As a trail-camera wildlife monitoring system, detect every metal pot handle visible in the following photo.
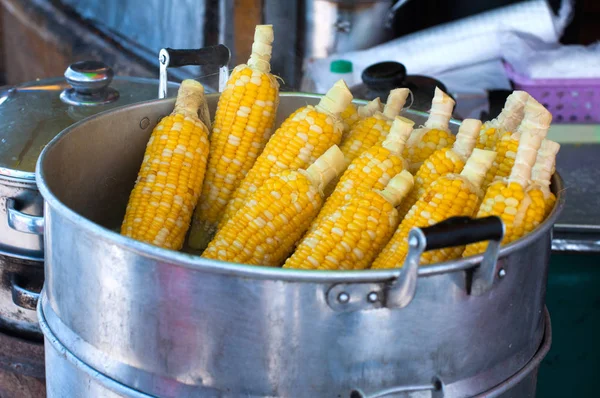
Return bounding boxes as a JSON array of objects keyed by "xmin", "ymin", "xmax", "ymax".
[
  {"xmin": 6, "ymin": 198, "xmax": 44, "ymax": 235},
  {"xmin": 158, "ymin": 45, "xmax": 231, "ymax": 99},
  {"xmin": 10, "ymin": 275, "xmax": 40, "ymax": 311},
  {"xmin": 326, "ymin": 216, "xmax": 504, "ymax": 312},
  {"xmin": 351, "ymin": 377, "xmax": 444, "ymax": 398}
]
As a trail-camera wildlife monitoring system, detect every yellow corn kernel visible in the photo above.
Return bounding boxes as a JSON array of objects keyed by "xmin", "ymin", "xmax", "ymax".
[
  {"xmin": 482, "ymin": 92, "xmax": 546, "ymax": 189},
  {"xmin": 482, "ymin": 131, "xmax": 519, "ymax": 188},
  {"xmin": 219, "ymin": 79, "xmax": 353, "ymax": 227},
  {"xmin": 285, "ymin": 170, "xmax": 413, "ymax": 270},
  {"xmin": 340, "ymin": 98, "xmax": 384, "ymax": 140},
  {"xmin": 463, "ymin": 98, "xmax": 552, "ymax": 257},
  {"xmin": 398, "ymin": 118, "xmax": 481, "ymax": 219},
  {"xmin": 372, "ymin": 148, "xmax": 496, "ymax": 269},
  {"xmin": 476, "ymin": 91, "xmax": 529, "ymax": 150},
  {"xmin": 203, "ymin": 145, "xmax": 346, "ymax": 266},
  {"xmin": 307, "ymin": 116, "xmax": 414, "ymax": 234},
  {"xmin": 339, "ymin": 88, "xmax": 409, "ymax": 162},
  {"xmin": 189, "ymin": 25, "xmax": 280, "ymax": 251},
  {"xmin": 523, "ymin": 139, "xmax": 560, "ymax": 234},
  {"xmin": 476, "ymin": 127, "xmax": 498, "ymax": 150},
  {"xmin": 341, "ymin": 103, "xmax": 359, "ymax": 134},
  {"xmin": 404, "ymin": 87, "xmax": 456, "ymax": 172},
  {"xmin": 121, "ymin": 80, "xmax": 210, "ymax": 250}
]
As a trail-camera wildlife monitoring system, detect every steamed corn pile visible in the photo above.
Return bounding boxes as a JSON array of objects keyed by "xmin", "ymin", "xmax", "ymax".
[{"xmin": 120, "ymin": 24, "xmax": 559, "ymax": 270}]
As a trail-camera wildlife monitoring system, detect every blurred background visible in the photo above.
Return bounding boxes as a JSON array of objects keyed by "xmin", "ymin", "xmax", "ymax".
[
  {"xmin": 0, "ymin": 0, "xmax": 598, "ymax": 396},
  {"xmin": 1, "ymin": 0, "xmax": 599, "ymax": 121}
]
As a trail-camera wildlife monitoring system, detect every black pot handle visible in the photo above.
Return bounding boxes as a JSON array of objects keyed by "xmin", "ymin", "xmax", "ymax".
[
  {"xmin": 326, "ymin": 216, "xmax": 505, "ymax": 313},
  {"xmin": 418, "ymin": 216, "xmax": 504, "ymax": 251},
  {"xmin": 386, "ymin": 216, "xmax": 505, "ymax": 308},
  {"xmin": 161, "ymin": 45, "xmax": 231, "ymax": 68},
  {"xmin": 158, "ymin": 44, "xmax": 231, "ymax": 99}
]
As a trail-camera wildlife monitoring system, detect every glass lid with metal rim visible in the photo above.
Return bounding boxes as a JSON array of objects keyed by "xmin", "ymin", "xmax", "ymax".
[{"xmin": 0, "ymin": 60, "xmax": 179, "ymax": 180}]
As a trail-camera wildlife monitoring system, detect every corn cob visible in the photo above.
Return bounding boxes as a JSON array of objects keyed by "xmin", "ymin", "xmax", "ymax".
[
  {"xmin": 121, "ymin": 80, "xmax": 210, "ymax": 250},
  {"xmin": 284, "ymin": 170, "xmax": 414, "ymax": 270},
  {"xmin": 397, "ymin": 118, "xmax": 481, "ymax": 220},
  {"xmin": 339, "ymin": 88, "xmax": 409, "ymax": 163},
  {"xmin": 463, "ymin": 99, "xmax": 552, "ymax": 258},
  {"xmin": 306, "ymin": 116, "xmax": 414, "ymax": 235},
  {"xmin": 476, "ymin": 91, "xmax": 529, "ymax": 150},
  {"xmin": 188, "ymin": 25, "xmax": 280, "ymax": 251},
  {"xmin": 372, "ymin": 148, "xmax": 496, "ymax": 269},
  {"xmin": 202, "ymin": 145, "xmax": 346, "ymax": 266},
  {"xmin": 481, "ymin": 96, "xmax": 550, "ymax": 189},
  {"xmin": 403, "ymin": 87, "xmax": 456, "ymax": 172},
  {"xmin": 219, "ymin": 79, "xmax": 353, "ymax": 228},
  {"xmin": 522, "ymin": 139, "xmax": 560, "ymax": 234},
  {"xmin": 340, "ymin": 98, "xmax": 383, "ymax": 137}
]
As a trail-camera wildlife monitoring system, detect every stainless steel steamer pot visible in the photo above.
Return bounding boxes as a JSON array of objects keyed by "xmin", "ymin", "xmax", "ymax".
[{"xmin": 35, "ymin": 93, "xmax": 564, "ymax": 397}]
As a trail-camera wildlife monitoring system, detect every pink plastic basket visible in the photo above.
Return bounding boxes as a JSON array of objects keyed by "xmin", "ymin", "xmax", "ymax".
[{"xmin": 504, "ymin": 61, "xmax": 600, "ymax": 124}]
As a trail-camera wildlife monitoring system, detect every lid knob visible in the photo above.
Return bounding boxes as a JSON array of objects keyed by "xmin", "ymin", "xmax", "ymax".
[{"xmin": 60, "ymin": 60, "xmax": 119, "ymax": 106}]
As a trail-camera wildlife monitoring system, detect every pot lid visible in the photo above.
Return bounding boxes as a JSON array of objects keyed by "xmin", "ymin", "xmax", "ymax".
[{"xmin": 0, "ymin": 60, "xmax": 179, "ymax": 180}]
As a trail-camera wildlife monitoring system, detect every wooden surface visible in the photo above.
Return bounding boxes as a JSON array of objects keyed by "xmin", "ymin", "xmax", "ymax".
[
  {"xmin": 0, "ymin": 330, "xmax": 45, "ymax": 398},
  {"xmin": 0, "ymin": 0, "xmax": 156, "ymax": 85}
]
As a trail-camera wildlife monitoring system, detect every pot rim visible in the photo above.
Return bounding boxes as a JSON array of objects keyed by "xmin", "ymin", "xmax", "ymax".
[{"xmin": 35, "ymin": 92, "xmax": 566, "ymax": 283}]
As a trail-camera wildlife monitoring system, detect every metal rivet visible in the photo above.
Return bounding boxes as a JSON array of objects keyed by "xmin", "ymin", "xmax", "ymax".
[
  {"xmin": 337, "ymin": 292, "xmax": 350, "ymax": 303},
  {"xmin": 367, "ymin": 292, "xmax": 379, "ymax": 303},
  {"xmin": 498, "ymin": 268, "xmax": 506, "ymax": 278},
  {"xmin": 140, "ymin": 117, "xmax": 150, "ymax": 129}
]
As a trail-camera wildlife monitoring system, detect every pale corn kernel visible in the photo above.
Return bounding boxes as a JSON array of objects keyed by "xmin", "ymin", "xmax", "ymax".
[
  {"xmin": 220, "ymin": 104, "xmax": 343, "ymax": 227},
  {"xmin": 203, "ymin": 170, "xmax": 322, "ymax": 266},
  {"xmin": 121, "ymin": 112, "xmax": 210, "ymax": 250},
  {"xmin": 306, "ymin": 144, "xmax": 405, "ymax": 235},
  {"xmin": 372, "ymin": 175, "xmax": 479, "ymax": 269},
  {"xmin": 285, "ymin": 191, "xmax": 399, "ymax": 270}
]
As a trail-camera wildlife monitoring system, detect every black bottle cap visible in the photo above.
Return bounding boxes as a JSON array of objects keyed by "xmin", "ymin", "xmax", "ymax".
[{"xmin": 361, "ymin": 62, "xmax": 407, "ymax": 91}]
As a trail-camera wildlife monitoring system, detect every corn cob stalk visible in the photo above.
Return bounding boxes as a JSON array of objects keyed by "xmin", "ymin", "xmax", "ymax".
[
  {"xmin": 372, "ymin": 148, "xmax": 496, "ymax": 269},
  {"xmin": 202, "ymin": 145, "xmax": 346, "ymax": 266},
  {"xmin": 339, "ymin": 88, "xmax": 410, "ymax": 163},
  {"xmin": 397, "ymin": 118, "xmax": 481, "ymax": 219},
  {"xmin": 121, "ymin": 80, "xmax": 210, "ymax": 250},
  {"xmin": 522, "ymin": 139, "xmax": 560, "ymax": 234},
  {"xmin": 476, "ymin": 91, "xmax": 529, "ymax": 150},
  {"xmin": 481, "ymin": 96, "xmax": 550, "ymax": 189},
  {"xmin": 463, "ymin": 100, "xmax": 552, "ymax": 258},
  {"xmin": 307, "ymin": 116, "xmax": 414, "ymax": 235},
  {"xmin": 404, "ymin": 87, "xmax": 456, "ymax": 172},
  {"xmin": 284, "ymin": 170, "xmax": 414, "ymax": 270},
  {"xmin": 188, "ymin": 25, "xmax": 280, "ymax": 251},
  {"xmin": 219, "ymin": 79, "xmax": 353, "ymax": 228},
  {"xmin": 340, "ymin": 98, "xmax": 383, "ymax": 137}
]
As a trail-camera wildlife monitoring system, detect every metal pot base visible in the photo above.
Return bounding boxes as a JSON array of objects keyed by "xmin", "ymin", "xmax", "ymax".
[{"xmin": 39, "ymin": 299, "xmax": 552, "ymax": 398}]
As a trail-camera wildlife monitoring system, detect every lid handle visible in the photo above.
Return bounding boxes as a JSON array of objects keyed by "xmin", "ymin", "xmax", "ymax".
[{"xmin": 60, "ymin": 60, "xmax": 119, "ymax": 106}]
